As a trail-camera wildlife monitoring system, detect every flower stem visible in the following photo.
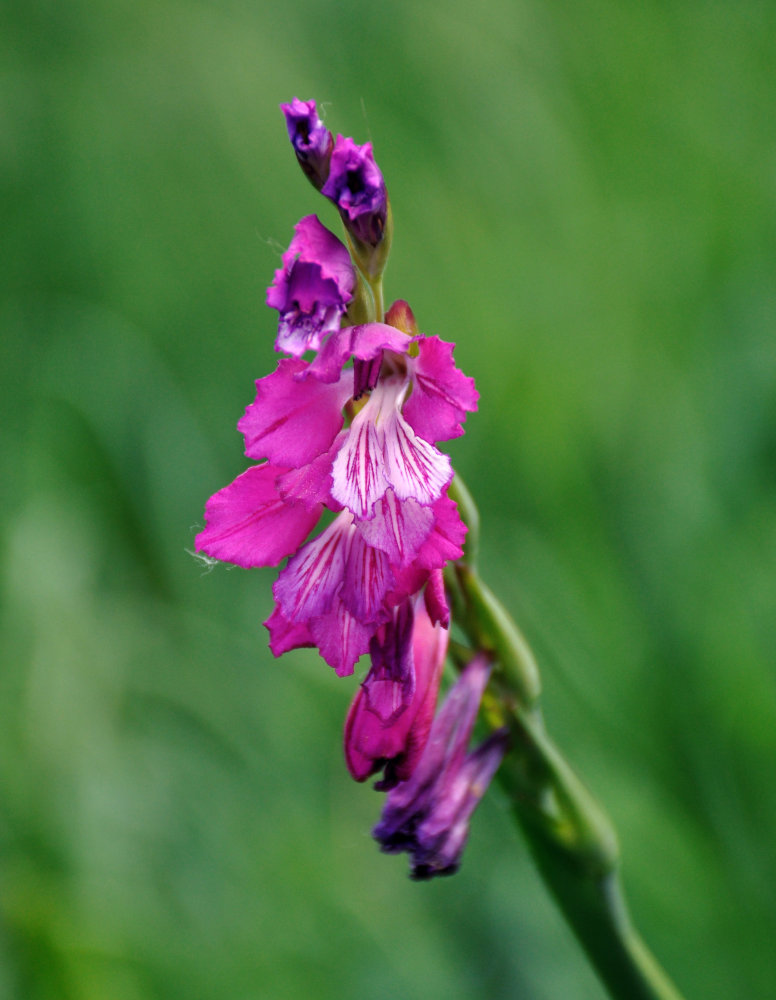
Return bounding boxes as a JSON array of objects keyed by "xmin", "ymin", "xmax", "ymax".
[
  {"xmin": 369, "ymin": 276, "xmax": 384, "ymax": 323},
  {"xmin": 445, "ymin": 474, "xmax": 686, "ymax": 1000},
  {"xmin": 498, "ymin": 704, "xmax": 684, "ymax": 1000}
]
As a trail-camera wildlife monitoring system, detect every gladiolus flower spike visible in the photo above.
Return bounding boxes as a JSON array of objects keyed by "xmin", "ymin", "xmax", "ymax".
[{"xmin": 196, "ymin": 101, "xmax": 503, "ymax": 882}]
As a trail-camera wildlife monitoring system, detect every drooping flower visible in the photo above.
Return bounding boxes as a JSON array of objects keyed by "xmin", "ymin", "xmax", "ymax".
[
  {"xmin": 280, "ymin": 98, "xmax": 332, "ymax": 190},
  {"xmin": 266, "ymin": 215, "xmax": 356, "ymax": 357},
  {"xmin": 322, "ymin": 135, "xmax": 388, "ymax": 249},
  {"xmin": 372, "ymin": 655, "xmax": 509, "ymax": 879},
  {"xmin": 344, "ymin": 588, "xmax": 448, "ymax": 789}
]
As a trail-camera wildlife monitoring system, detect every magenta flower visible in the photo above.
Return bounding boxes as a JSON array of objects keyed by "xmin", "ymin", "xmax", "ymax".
[
  {"xmin": 322, "ymin": 135, "xmax": 387, "ymax": 248},
  {"xmin": 280, "ymin": 98, "xmax": 332, "ymax": 190},
  {"xmin": 372, "ymin": 655, "xmax": 510, "ymax": 880},
  {"xmin": 344, "ymin": 589, "xmax": 448, "ymax": 789},
  {"xmin": 322, "ymin": 323, "xmax": 479, "ymax": 524},
  {"xmin": 196, "ymin": 314, "xmax": 476, "ymax": 677},
  {"xmin": 332, "ymin": 376, "xmax": 451, "ymax": 518},
  {"xmin": 268, "ymin": 328, "xmax": 473, "ymax": 674},
  {"xmin": 267, "ymin": 215, "xmax": 356, "ymax": 357},
  {"xmin": 239, "ymin": 320, "xmax": 476, "ymax": 533}
]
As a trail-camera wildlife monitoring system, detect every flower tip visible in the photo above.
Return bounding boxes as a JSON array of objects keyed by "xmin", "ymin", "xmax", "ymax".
[{"xmin": 281, "ymin": 98, "xmax": 332, "ymax": 190}]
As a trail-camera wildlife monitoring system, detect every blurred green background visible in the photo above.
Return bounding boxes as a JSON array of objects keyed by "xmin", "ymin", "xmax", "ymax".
[{"xmin": 2, "ymin": 0, "xmax": 775, "ymax": 997}]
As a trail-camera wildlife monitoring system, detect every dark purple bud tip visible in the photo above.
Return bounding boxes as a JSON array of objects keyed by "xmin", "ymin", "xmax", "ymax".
[{"xmin": 280, "ymin": 98, "xmax": 333, "ymax": 190}]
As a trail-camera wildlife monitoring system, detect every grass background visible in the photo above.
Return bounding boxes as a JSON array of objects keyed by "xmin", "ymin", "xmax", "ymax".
[{"xmin": 2, "ymin": 1, "xmax": 775, "ymax": 997}]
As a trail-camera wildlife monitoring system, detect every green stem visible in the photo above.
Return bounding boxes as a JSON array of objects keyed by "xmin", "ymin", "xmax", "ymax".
[
  {"xmin": 346, "ymin": 269, "xmax": 376, "ymax": 325},
  {"xmin": 499, "ymin": 705, "xmax": 684, "ymax": 1000},
  {"xmin": 369, "ymin": 276, "xmax": 384, "ymax": 322},
  {"xmin": 446, "ymin": 475, "xmax": 686, "ymax": 1000}
]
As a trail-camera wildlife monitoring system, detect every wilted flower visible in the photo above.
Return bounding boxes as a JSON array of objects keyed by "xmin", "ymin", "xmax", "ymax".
[{"xmin": 373, "ymin": 655, "xmax": 509, "ymax": 879}]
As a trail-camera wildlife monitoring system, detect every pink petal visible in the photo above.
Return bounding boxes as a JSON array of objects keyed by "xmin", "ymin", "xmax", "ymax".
[
  {"xmin": 310, "ymin": 603, "xmax": 373, "ymax": 676},
  {"xmin": 382, "ymin": 407, "xmax": 452, "ymax": 506},
  {"xmin": 389, "ymin": 495, "xmax": 467, "ymax": 604},
  {"xmin": 343, "ymin": 706, "xmax": 385, "ymax": 781},
  {"xmin": 416, "ymin": 493, "xmax": 467, "ymax": 569},
  {"xmin": 276, "ymin": 431, "xmax": 345, "ymax": 511},
  {"xmin": 304, "ymin": 322, "xmax": 414, "ymax": 383},
  {"xmin": 423, "ymin": 568, "xmax": 450, "ymax": 628},
  {"xmin": 348, "ymin": 322, "xmax": 414, "ymax": 361},
  {"xmin": 361, "ymin": 601, "xmax": 417, "ymax": 728},
  {"xmin": 332, "ymin": 377, "xmax": 451, "ymax": 519},
  {"xmin": 362, "ymin": 671, "xmax": 414, "ymax": 728},
  {"xmin": 264, "ymin": 605, "xmax": 315, "ymax": 656},
  {"xmin": 196, "ymin": 464, "xmax": 320, "ymax": 568},
  {"xmin": 265, "ymin": 596, "xmax": 370, "ymax": 677},
  {"xmin": 273, "ymin": 512, "xmax": 351, "ymax": 621},
  {"xmin": 330, "ymin": 400, "xmax": 386, "ymax": 519},
  {"xmin": 340, "ymin": 530, "xmax": 394, "ymax": 624},
  {"xmin": 238, "ymin": 358, "xmax": 349, "ymax": 466},
  {"xmin": 344, "ymin": 675, "xmax": 413, "ymax": 780},
  {"xmin": 343, "ymin": 596, "xmax": 448, "ymax": 784},
  {"xmin": 403, "ymin": 336, "xmax": 479, "ymax": 443},
  {"xmin": 396, "ymin": 600, "xmax": 449, "ymax": 781},
  {"xmin": 356, "ymin": 491, "xmax": 433, "ymax": 567},
  {"xmin": 291, "ymin": 215, "xmax": 355, "ymax": 296}
]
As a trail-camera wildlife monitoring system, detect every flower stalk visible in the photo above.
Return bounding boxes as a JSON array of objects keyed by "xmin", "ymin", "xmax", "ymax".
[{"xmin": 445, "ymin": 473, "xmax": 686, "ymax": 1000}]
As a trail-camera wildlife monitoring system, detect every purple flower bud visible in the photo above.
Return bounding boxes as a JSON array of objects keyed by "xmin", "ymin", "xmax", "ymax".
[
  {"xmin": 280, "ymin": 98, "xmax": 333, "ymax": 190},
  {"xmin": 344, "ymin": 594, "xmax": 447, "ymax": 789},
  {"xmin": 266, "ymin": 215, "xmax": 356, "ymax": 356},
  {"xmin": 372, "ymin": 655, "xmax": 509, "ymax": 880},
  {"xmin": 322, "ymin": 135, "xmax": 388, "ymax": 249}
]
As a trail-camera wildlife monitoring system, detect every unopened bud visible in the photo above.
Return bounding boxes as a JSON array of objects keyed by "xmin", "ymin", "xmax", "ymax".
[{"xmin": 280, "ymin": 98, "xmax": 333, "ymax": 191}]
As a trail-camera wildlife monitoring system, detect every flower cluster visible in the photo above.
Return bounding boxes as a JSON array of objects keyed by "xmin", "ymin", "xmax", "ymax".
[{"xmin": 197, "ymin": 99, "xmax": 507, "ymax": 877}]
